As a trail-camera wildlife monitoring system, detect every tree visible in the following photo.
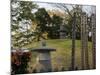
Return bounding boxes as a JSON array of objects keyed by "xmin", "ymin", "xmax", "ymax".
[
  {"xmin": 11, "ymin": 0, "xmax": 38, "ymax": 48},
  {"xmin": 51, "ymin": 14, "xmax": 63, "ymax": 39},
  {"xmin": 52, "ymin": 4, "xmax": 83, "ymax": 39},
  {"xmin": 34, "ymin": 8, "xmax": 65, "ymax": 39},
  {"xmin": 71, "ymin": 12, "xmax": 76, "ymax": 70},
  {"xmin": 34, "ymin": 8, "xmax": 52, "ymax": 41}
]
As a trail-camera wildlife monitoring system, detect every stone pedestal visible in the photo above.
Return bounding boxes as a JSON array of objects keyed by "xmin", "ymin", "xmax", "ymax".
[{"xmin": 32, "ymin": 48, "xmax": 56, "ymax": 72}]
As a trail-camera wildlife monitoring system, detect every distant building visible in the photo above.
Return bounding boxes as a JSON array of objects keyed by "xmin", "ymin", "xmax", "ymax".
[{"xmin": 59, "ymin": 24, "xmax": 67, "ymax": 39}]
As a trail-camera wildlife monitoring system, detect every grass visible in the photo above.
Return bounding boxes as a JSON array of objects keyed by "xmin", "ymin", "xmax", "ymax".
[{"xmin": 25, "ymin": 39, "xmax": 93, "ymax": 71}]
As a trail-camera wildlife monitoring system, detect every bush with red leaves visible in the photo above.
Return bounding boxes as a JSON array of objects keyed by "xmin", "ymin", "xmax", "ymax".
[{"xmin": 11, "ymin": 50, "xmax": 31, "ymax": 74}]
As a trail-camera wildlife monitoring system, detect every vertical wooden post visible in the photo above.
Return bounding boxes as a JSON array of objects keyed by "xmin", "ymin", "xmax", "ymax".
[
  {"xmin": 84, "ymin": 13, "xmax": 89, "ymax": 69},
  {"xmin": 71, "ymin": 12, "xmax": 76, "ymax": 70},
  {"xmin": 81, "ymin": 12, "xmax": 89, "ymax": 69},
  {"xmin": 91, "ymin": 14, "xmax": 96, "ymax": 69},
  {"xmin": 81, "ymin": 12, "xmax": 85, "ymax": 69}
]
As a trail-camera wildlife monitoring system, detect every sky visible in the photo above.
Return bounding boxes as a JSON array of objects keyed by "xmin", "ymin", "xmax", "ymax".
[{"xmin": 33, "ymin": 1, "xmax": 96, "ymax": 16}]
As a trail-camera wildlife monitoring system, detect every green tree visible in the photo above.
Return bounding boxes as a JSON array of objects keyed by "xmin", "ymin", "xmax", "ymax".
[
  {"xmin": 51, "ymin": 14, "xmax": 63, "ymax": 39},
  {"xmin": 11, "ymin": 0, "xmax": 38, "ymax": 48},
  {"xmin": 34, "ymin": 8, "xmax": 52, "ymax": 41},
  {"xmin": 53, "ymin": 4, "xmax": 83, "ymax": 39}
]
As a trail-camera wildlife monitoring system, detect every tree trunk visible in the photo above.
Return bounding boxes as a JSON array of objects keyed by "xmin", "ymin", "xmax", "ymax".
[{"xmin": 71, "ymin": 12, "xmax": 76, "ymax": 70}]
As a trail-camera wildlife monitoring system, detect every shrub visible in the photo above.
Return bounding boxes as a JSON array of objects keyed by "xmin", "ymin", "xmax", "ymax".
[{"xmin": 11, "ymin": 50, "xmax": 31, "ymax": 74}]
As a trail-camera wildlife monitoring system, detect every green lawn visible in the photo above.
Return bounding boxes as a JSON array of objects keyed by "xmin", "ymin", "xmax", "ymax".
[{"xmin": 25, "ymin": 39, "xmax": 93, "ymax": 71}]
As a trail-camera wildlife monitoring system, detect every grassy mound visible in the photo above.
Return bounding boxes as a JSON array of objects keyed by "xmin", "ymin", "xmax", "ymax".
[{"xmin": 25, "ymin": 39, "xmax": 93, "ymax": 71}]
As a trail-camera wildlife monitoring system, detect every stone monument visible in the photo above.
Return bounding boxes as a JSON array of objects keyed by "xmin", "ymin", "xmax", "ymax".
[{"xmin": 31, "ymin": 40, "xmax": 56, "ymax": 72}]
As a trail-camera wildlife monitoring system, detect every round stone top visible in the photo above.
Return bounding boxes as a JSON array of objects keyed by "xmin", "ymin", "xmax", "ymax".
[{"xmin": 31, "ymin": 47, "xmax": 56, "ymax": 52}]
